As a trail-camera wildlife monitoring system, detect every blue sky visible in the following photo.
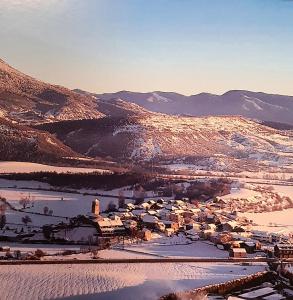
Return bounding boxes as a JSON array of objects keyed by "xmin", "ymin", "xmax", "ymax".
[{"xmin": 0, "ymin": 0, "xmax": 292, "ymax": 95}]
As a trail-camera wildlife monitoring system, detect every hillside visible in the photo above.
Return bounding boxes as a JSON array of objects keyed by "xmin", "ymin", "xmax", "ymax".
[
  {"xmin": 0, "ymin": 59, "xmax": 104, "ymax": 123},
  {"xmin": 1, "ymin": 58, "xmax": 292, "ymax": 170},
  {"xmin": 76, "ymin": 89, "xmax": 293, "ymax": 125},
  {"xmin": 36, "ymin": 114, "xmax": 293, "ymax": 172},
  {"xmin": 0, "ymin": 117, "xmax": 78, "ymax": 162}
]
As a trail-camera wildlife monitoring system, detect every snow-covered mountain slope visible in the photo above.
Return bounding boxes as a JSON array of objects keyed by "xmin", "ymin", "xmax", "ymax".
[
  {"xmin": 0, "ymin": 59, "xmax": 104, "ymax": 123},
  {"xmin": 96, "ymin": 98, "xmax": 150, "ymax": 117},
  {"xmin": 76, "ymin": 89, "xmax": 293, "ymax": 125},
  {"xmin": 36, "ymin": 113, "xmax": 293, "ymax": 172}
]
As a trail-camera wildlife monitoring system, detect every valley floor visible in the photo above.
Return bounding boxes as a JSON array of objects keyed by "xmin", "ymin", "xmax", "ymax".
[
  {"xmin": 0, "ymin": 166, "xmax": 292, "ymax": 299},
  {"xmin": 0, "ymin": 246, "xmax": 265, "ymax": 300}
]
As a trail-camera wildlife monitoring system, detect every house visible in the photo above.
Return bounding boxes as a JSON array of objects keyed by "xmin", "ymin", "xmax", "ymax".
[
  {"xmin": 185, "ymin": 229, "xmax": 200, "ymax": 241},
  {"xmin": 131, "ymin": 209, "xmax": 146, "ymax": 218},
  {"xmin": 147, "ymin": 200, "xmax": 156, "ymax": 206},
  {"xmin": 137, "ymin": 229, "xmax": 152, "ymax": 241},
  {"xmin": 119, "ymin": 211, "xmax": 134, "ymax": 220},
  {"xmin": 243, "ymin": 241, "xmax": 257, "ymax": 254},
  {"xmin": 215, "ymin": 232, "xmax": 233, "ymax": 245},
  {"xmin": 162, "ymin": 220, "xmax": 179, "ymax": 232},
  {"xmin": 165, "ymin": 228, "xmax": 175, "ymax": 237},
  {"xmin": 186, "ymin": 222, "xmax": 201, "ymax": 232},
  {"xmin": 205, "ymin": 223, "xmax": 217, "ymax": 231},
  {"xmin": 174, "ymin": 200, "xmax": 185, "ymax": 207},
  {"xmin": 142, "ymin": 215, "xmax": 159, "ymax": 229},
  {"xmin": 274, "ymin": 244, "xmax": 293, "ymax": 259},
  {"xmin": 140, "ymin": 202, "xmax": 150, "ymax": 210},
  {"xmin": 147, "ymin": 210, "xmax": 158, "ymax": 216},
  {"xmin": 229, "ymin": 248, "xmax": 247, "ymax": 258},
  {"xmin": 149, "ymin": 202, "xmax": 163, "ymax": 210},
  {"xmin": 222, "ymin": 221, "xmax": 238, "ymax": 232},
  {"xmin": 165, "ymin": 204, "xmax": 177, "ymax": 211},
  {"xmin": 155, "ymin": 221, "xmax": 166, "ymax": 232},
  {"xmin": 169, "ymin": 212, "xmax": 183, "ymax": 223},
  {"xmin": 96, "ymin": 216, "xmax": 125, "ymax": 237},
  {"xmin": 206, "ymin": 214, "xmax": 215, "ymax": 223},
  {"xmin": 123, "ymin": 219, "xmax": 137, "ymax": 230},
  {"xmin": 202, "ymin": 229, "xmax": 216, "ymax": 240},
  {"xmin": 183, "ymin": 211, "xmax": 195, "ymax": 219},
  {"xmin": 126, "ymin": 203, "xmax": 136, "ymax": 210},
  {"xmin": 252, "ymin": 230, "xmax": 272, "ymax": 243}
]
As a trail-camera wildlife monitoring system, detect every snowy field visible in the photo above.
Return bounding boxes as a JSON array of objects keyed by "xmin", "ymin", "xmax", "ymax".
[
  {"xmin": 221, "ymin": 184, "xmax": 293, "ymax": 234},
  {"xmin": 269, "ymin": 184, "xmax": 293, "ymax": 198},
  {"xmin": 163, "ymin": 164, "xmax": 293, "ymax": 181},
  {"xmin": 0, "ymin": 242, "xmax": 154, "ymax": 259},
  {"xmin": 0, "ymin": 161, "xmax": 111, "ymax": 174},
  {"xmin": 123, "ymin": 237, "xmax": 229, "ymax": 258},
  {"xmin": 0, "ymin": 262, "xmax": 265, "ymax": 300},
  {"xmin": 221, "ymin": 184, "xmax": 293, "ymax": 204},
  {"xmin": 0, "ymin": 236, "xmax": 266, "ymax": 300},
  {"xmin": 240, "ymin": 208, "xmax": 293, "ymax": 235},
  {"xmin": 0, "ymin": 187, "xmax": 126, "ymax": 227}
]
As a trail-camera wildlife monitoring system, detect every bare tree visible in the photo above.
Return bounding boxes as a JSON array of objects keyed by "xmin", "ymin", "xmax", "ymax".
[
  {"xmin": 19, "ymin": 195, "xmax": 30, "ymax": 209},
  {"xmin": 22, "ymin": 215, "xmax": 32, "ymax": 227},
  {"xmin": 43, "ymin": 206, "xmax": 49, "ymax": 215}
]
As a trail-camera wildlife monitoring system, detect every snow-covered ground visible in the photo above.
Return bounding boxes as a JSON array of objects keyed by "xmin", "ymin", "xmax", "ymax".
[
  {"xmin": 220, "ymin": 184, "xmax": 293, "ymax": 236},
  {"xmin": 269, "ymin": 184, "xmax": 293, "ymax": 198},
  {"xmin": 240, "ymin": 208, "xmax": 293, "ymax": 235},
  {"xmin": 0, "ymin": 261, "xmax": 265, "ymax": 300},
  {"xmin": 0, "ymin": 161, "xmax": 111, "ymax": 174},
  {"xmin": 0, "ymin": 236, "xmax": 266, "ymax": 300},
  {"xmin": 123, "ymin": 236, "xmax": 229, "ymax": 258},
  {"xmin": 0, "ymin": 187, "xmax": 125, "ymax": 227}
]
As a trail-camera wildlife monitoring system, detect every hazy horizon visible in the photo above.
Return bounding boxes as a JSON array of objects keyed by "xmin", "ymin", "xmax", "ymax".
[{"xmin": 0, "ymin": 0, "xmax": 293, "ymax": 96}]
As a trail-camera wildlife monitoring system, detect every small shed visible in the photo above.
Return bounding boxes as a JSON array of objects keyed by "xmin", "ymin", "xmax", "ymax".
[{"xmin": 229, "ymin": 247, "xmax": 247, "ymax": 258}]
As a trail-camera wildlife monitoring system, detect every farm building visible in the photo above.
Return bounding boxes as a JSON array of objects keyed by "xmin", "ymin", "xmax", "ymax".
[
  {"xmin": 96, "ymin": 216, "xmax": 126, "ymax": 237},
  {"xmin": 229, "ymin": 248, "xmax": 247, "ymax": 258}
]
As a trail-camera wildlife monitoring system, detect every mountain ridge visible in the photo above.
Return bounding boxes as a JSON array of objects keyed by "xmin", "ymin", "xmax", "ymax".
[
  {"xmin": 0, "ymin": 59, "xmax": 104, "ymax": 123},
  {"xmin": 0, "ymin": 58, "xmax": 292, "ymax": 171},
  {"xmin": 74, "ymin": 89, "xmax": 293, "ymax": 125}
]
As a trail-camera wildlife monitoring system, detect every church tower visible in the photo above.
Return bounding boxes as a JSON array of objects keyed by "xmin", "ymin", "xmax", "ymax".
[{"xmin": 91, "ymin": 199, "xmax": 100, "ymax": 215}]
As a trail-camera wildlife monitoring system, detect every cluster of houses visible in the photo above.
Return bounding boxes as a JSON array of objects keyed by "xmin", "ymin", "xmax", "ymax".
[{"xmin": 20, "ymin": 195, "xmax": 293, "ymax": 259}]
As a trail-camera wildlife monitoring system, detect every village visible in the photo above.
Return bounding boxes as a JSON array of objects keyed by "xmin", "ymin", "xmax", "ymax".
[
  {"xmin": 1, "ymin": 177, "xmax": 293, "ymax": 300},
  {"xmin": 0, "ymin": 179, "xmax": 292, "ymax": 262}
]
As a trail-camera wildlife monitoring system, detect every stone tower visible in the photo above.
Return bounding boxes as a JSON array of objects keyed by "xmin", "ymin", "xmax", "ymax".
[{"xmin": 91, "ymin": 199, "xmax": 100, "ymax": 215}]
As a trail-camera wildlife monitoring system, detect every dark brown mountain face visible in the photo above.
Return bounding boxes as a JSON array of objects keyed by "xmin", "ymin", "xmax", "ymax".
[
  {"xmin": 0, "ymin": 59, "xmax": 104, "ymax": 124},
  {"xmin": 35, "ymin": 117, "xmax": 136, "ymax": 160},
  {"xmin": 0, "ymin": 117, "xmax": 77, "ymax": 163},
  {"xmin": 0, "ymin": 58, "xmax": 150, "ymax": 163}
]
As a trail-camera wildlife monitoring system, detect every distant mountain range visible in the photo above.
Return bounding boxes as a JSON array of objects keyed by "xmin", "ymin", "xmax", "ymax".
[
  {"xmin": 75, "ymin": 89, "xmax": 293, "ymax": 125},
  {"xmin": 0, "ymin": 58, "xmax": 292, "ymax": 170}
]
